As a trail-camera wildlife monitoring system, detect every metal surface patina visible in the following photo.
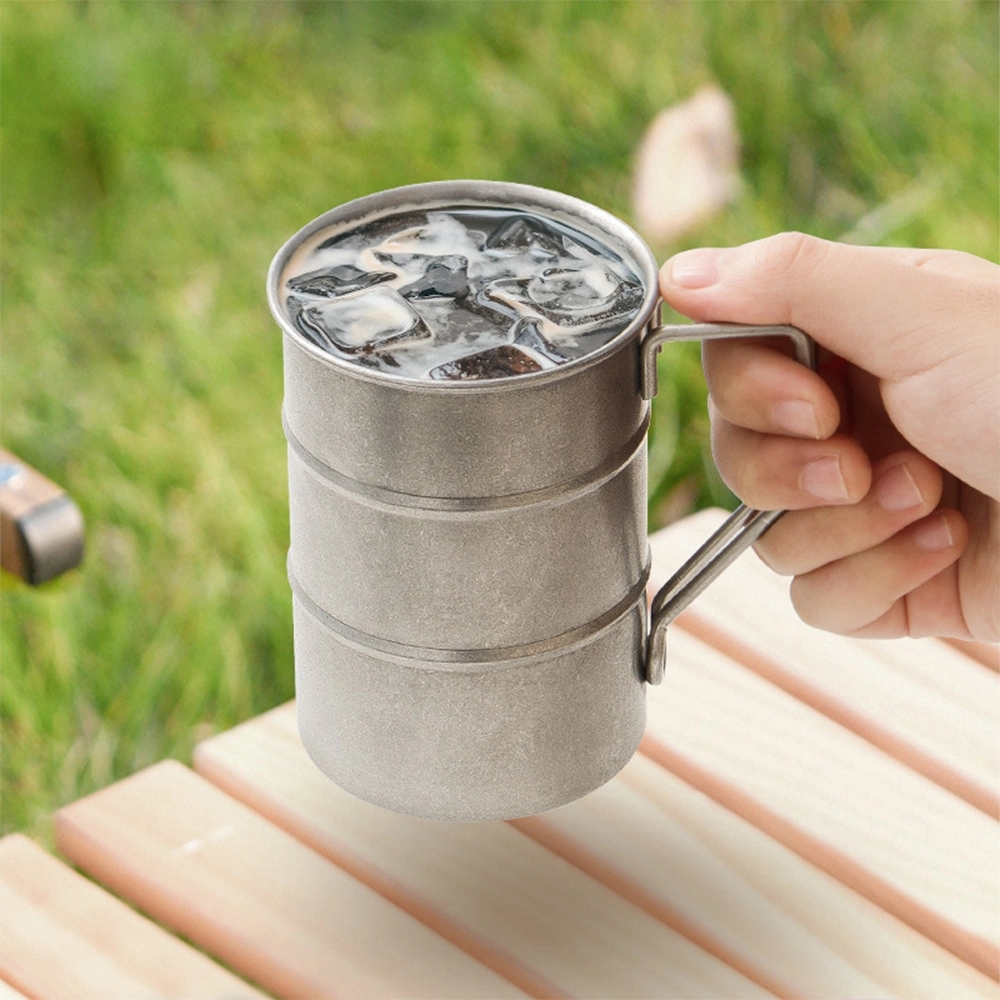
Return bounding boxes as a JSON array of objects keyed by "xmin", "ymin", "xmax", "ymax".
[{"xmin": 267, "ymin": 180, "xmax": 813, "ymax": 820}]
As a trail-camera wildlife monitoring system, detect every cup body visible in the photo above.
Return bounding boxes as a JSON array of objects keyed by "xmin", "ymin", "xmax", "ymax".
[{"xmin": 268, "ymin": 181, "xmax": 660, "ymax": 820}]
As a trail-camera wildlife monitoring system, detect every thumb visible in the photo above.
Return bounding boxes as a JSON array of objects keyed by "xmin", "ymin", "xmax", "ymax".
[
  {"xmin": 660, "ymin": 233, "xmax": 1000, "ymax": 498},
  {"xmin": 658, "ymin": 233, "xmax": 994, "ymax": 381}
]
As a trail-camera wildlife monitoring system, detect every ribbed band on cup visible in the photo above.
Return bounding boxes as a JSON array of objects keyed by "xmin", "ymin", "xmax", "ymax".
[
  {"xmin": 287, "ymin": 554, "xmax": 651, "ymax": 670},
  {"xmin": 283, "ymin": 407, "xmax": 650, "ymax": 514}
]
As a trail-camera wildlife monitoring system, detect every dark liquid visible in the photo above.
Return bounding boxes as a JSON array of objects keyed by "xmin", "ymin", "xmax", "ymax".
[{"xmin": 281, "ymin": 207, "xmax": 644, "ymax": 380}]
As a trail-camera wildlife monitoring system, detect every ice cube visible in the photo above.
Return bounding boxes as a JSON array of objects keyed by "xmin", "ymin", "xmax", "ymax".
[
  {"xmin": 485, "ymin": 270, "xmax": 644, "ymax": 331},
  {"xmin": 372, "ymin": 212, "xmax": 474, "ymax": 257},
  {"xmin": 287, "ymin": 264, "xmax": 395, "ymax": 297},
  {"xmin": 287, "ymin": 287, "xmax": 432, "ymax": 356},
  {"xmin": 396, "ymin": 255, "xmax": 470, "ymax": 300},
  {"xmin": 428, "ymin": 345, "xmax": 543, "ymax": 380},
  {"xmin": 485, "ymin": 215, "xmax": 566, "ymax": 257},
  {"xmin": 511, "ymin": 318, "xmax": 571, "ymax": 365},
  {"xmin": 316, "ymin": 213, "xmax": 406, "ymax": 251},
  {"xmin": 527, "ymin": 263, "xmax": 619, "ymax": 307},
  {"xmin": 538, "ymin": 273, "xmax": 643, "ymax": 329}
]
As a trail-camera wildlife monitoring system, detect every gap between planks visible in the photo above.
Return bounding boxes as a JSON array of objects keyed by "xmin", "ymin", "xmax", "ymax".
[
  {"xmin": 57, "ymin": 758, "xmax": 768, "ymax": 1000},
  {"xmin": 195, "ymin": 702, "xmax": 995, "ymax": 1000},
  {"xmin": 0, "ymin": 979, "xmax": 30, "ymax": 1000},
  {"xmin": 641, "ymin": 624, "xmax": 999, "ymax": 981},
  {"xmin": 514, "ymin": 752, "xmax": 997, "ymax": 1000},
  {"xmin": 650, "ymin": 508, "xmax": 999, "ymax": 818},
  {"xmin": 192, "ymin": 710, "xmax": 779, "ymax": 1000},
  {"xmin": 0, "ymin": 833, "xmax": 266, "ymax": 1000},
  {"xmin": 54, "ymin": 761, "xmax": 528, "ymax": 1000}
]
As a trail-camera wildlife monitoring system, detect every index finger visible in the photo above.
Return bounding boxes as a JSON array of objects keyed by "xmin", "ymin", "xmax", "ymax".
[
  {"xmin": 702, "ymin": 337, "xmax": 841, "ymax": 440},
  {"xmin": 659, "ymin": 233, "xmax": 996, "ymax": 382}
]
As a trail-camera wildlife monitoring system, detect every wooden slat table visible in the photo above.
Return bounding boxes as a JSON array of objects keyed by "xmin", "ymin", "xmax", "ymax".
[{"xmin": 2, "ymin": 509, "xmax": 997, "ymax": 998}]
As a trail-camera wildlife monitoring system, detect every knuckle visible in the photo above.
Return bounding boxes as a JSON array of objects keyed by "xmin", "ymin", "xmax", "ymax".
[
  {"xmin": 733, "ymin": 434, "xmax": 790, "ymax": 508},
  {"xmin": 753, "ymin": 511, "xmax": 800, "ymax": 576},
  {"xmin": 752, "ymin": 534, "xmax": 795, "ymax": 575},
  {"xmin": 709, "ymin": 417, "xmax": 757, "ymax": 499},
  {"xmin": 967, "ymin": 274, "xmax": 1000, "ymax": 318},
  {"xmin": 788, "ymin": 575, "xmax": 835, "ymax": 632},
  {"xmin": 763, "ymin": 231, "xmax": 828, "ymax": 280},
  {"xmin": 728, "ymin": 454, "xmax": 771, "ymax": 509},
  {"xmin": 703, "ymin": 341, "xmax": 755, "ymax": 409},
  {"xmin": 790, "ymin": 569, "xmax": 877, "ymax": 636}
]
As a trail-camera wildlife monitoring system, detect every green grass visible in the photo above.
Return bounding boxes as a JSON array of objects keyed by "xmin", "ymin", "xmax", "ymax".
[{"xmin": 2, "ymin": 0, "xmax": 997, "ymax": 840}]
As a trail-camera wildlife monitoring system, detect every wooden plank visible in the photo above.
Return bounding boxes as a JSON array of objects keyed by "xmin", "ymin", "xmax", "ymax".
[
  {"xmin": 640, "ymin": 626, "xmax": 1000, "ymax": 979},
  {"xmin": 945, "ymin": 638, "xmax": 1000, "ymax": 672},
  {"xmin": 194, "ymin": 704, "xmax": 774, "ymax": 1000},
  {"xmin": 0, "ymin": 833, "xmax": 266, "ymax": 1000},
  {"xmin": 0, "ymin": 449, "xmax": 84, "ymax": 585},
  {"xmin": 0, "ymin": 979, "xmax": 31, "ymax": 1000},
  {"xmin": 515, "ymin": 753, "xmax": 996, "ymax": 999},
  {"xmin": 650, "ymin": 509, "xmax": 1000, "ymax": 816},
  {"xmin": 55, "ymin": 761, "xmax": 527, "ymax": 1000}
]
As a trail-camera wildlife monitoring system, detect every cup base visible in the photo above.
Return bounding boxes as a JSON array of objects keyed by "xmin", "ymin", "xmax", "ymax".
[{"xmin": 293, "ymin": 596, "xmax": 647, "ymax": 822}]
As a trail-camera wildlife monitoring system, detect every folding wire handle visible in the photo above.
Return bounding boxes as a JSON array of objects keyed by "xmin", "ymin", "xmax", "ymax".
[{"xmin": 641, "ymin": 312, "xmax": 817, "ymax": 684}]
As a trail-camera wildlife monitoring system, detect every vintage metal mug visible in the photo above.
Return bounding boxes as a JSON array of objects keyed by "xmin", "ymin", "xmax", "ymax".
[{"xmin": 267, "ymin": 181, "xmax": 814, "ymax": 821}]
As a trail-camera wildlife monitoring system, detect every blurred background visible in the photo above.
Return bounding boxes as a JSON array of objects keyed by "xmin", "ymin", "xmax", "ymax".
[{"xmin": 2, "ymin": 0, "xmax": 997, "ymax": 841}]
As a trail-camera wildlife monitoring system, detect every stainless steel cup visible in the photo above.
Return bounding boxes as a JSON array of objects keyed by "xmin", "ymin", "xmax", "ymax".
[{"xmin": 267, "ymin": 180, "xmax": 814, "ymax": 821}]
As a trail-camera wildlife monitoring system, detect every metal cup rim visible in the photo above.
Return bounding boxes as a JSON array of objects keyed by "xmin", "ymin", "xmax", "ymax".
[{"xmin": 266, "ymin": 179, "xmax": 660, "ymax": 394}]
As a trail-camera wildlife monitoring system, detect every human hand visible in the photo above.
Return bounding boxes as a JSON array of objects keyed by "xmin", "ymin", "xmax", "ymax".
[{"xmin": 659, "ymin": 233, "xmax": 999, "ymax": 642}]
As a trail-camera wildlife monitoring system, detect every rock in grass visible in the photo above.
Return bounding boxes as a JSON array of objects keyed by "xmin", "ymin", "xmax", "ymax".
[{"xmin": 632, "ymin": 85, "xmax": 741, "ymax": 244}]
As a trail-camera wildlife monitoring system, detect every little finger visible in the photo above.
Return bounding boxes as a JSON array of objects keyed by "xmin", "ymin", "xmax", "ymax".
[{"xmin": 789, "ymin": 509, "xmax": 968, "ymax": 636}]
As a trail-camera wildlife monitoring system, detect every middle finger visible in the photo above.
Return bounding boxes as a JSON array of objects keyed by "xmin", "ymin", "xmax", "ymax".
[{"xmin": 710, "ymin": 401, "xmax": 872, "ymax": 510}]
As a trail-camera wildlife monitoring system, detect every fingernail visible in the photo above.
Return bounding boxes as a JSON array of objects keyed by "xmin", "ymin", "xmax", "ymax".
[
  {"xmin": 914, "ymin": 513, "xmax": 954, "ymax": 552},
  {"xmin": 773, "ymin": 399, "xmax": 821, "ymax": 438},
  {"xmin": 666, "ymin": 249, "xmax": 720, "ymax": 289},
  {"xmin": 801, "ymin": 456, "xmax": 850, "ymax": 502},
  {"xmin": 875, "ymin": 461, "xmax": 923, "ymax": 511}
]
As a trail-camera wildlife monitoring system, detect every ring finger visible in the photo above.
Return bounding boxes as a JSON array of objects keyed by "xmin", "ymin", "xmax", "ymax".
[{"xmin": 754, "ymin": 450, "xmax": 946, "ymax": 575}]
